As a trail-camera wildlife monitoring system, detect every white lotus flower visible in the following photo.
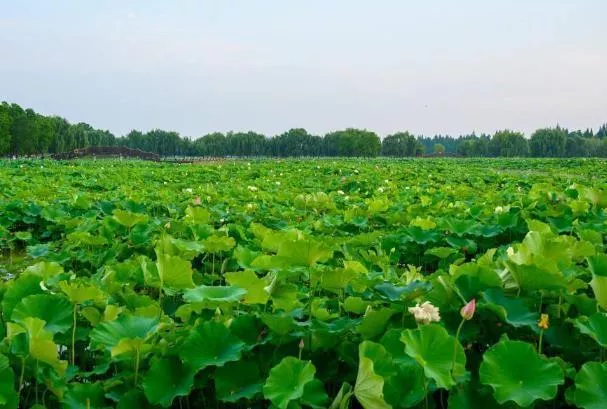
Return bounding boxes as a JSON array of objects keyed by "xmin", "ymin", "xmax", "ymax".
[
  {"xmin": 494, "ymin": 206, "xmax": 504, "ymax": 215},
  {"xmin": 247, "ymin": 186, "xmax": 258, "ymax": 192},
  {"xmin": 408, "ymin": 301, "xmax": 441, "ymax": 324},
  {"xmin": 337, "ymin": 190, "xmax": 345, "ymax": 195},
  {"xmin": 184, "ymin": 188, "xmax": 193, "ymax": 194}
]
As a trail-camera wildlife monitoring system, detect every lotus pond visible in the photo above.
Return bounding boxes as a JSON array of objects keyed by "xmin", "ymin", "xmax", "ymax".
[{"xmin": 1, "ymin": 158, "xmax": 607, "ymax": 409}]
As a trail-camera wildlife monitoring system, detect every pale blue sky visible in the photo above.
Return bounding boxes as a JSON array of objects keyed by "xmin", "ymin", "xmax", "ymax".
[{"xmin": 1, "ymin": 1, "xmax": 605, "ymax": 138}]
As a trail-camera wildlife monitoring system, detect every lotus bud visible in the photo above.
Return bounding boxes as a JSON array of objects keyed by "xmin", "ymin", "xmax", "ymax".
[
  {"xmin": 460, "ymin": 299, "xmax": 476, "ymax": 320},
  {"xmin": 299, "ymin": 339, "xmax": 305, "ymax": 350}
]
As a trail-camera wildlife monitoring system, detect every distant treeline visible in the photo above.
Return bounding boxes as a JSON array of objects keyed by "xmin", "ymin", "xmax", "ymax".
[{"xmin": 1, "ymin": 101, "xmax": 606, "ymax": 158}]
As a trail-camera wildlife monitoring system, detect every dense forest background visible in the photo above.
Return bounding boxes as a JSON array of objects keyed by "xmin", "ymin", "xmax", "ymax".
[{"xmin": 1, "ymin": 101, "xmax": 606, "ymax": 158}]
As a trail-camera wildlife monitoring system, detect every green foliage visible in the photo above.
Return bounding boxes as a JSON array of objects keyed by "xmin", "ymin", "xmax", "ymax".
[
  {"xmin": 479, "ymin": 340, "xmax": 564, "ymax": 407},
  {"xmin": 0, "ymin": 158, "xmax": 606, "ymax": 408}
]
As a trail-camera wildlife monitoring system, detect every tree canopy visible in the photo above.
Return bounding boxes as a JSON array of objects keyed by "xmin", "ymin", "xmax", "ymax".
[{"xmin": 1, "ymin": 101, "xmax": 607, "ymax": 158}]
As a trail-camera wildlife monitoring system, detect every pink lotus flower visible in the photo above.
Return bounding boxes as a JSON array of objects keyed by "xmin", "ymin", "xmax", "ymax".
[{"xmin": 460, "ymin": 299, "xmax": 476, "ymax": 320}]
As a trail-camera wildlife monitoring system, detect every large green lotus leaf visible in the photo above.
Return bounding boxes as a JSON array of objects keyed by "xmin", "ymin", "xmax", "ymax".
[
  {"xmin": 59, "ymin": 280, "xmax": 105, "ymax": 305},
  {"xmin": 357, "ymin": 308, "xmax": 394, "ymax": 339},
  {"xmin": 479, "ymin": 340, "xmax": 564, "ymax": 407},
  {"xmin": 142, "ymin": 356, "xmax": 196, "ymax": 408},
  {"xmin": 320, "ymin": 261, "xmax": 367, "ymax": 293},
  {"xmin": 225, "ymin": 270, "xmax": 269, "ymax": 304},
  {"xmin": 573, "ymin": 361, "xmax": 607, "ymax": 409},
  {"xmin": 403, "ymin": 226, "xmax": 440, "ymax": 244},
  {"xmin": 451, "ymin": 262, "xmax": 501, "ymax": 300},
  {"xmin": 379, "ymin": 330, "xmax": 425, "ymax": 407},
  {"xmin": 0, "ymin": 355, "xmax": 18, "ymax": 409},
  {"xmin": 1, "ymin": 274, "xmax": 44, "ymax": 321},
  {"xmin": 276, "ymin": 238, "xmax": 333, "ymax": 267},
  {"xmin": 179, "ymin": 321, "xmax": 245, "ymax": 371},
  {"xmin": 229, "ymin": 315, "xmax": 265, "ymax": 348},
  {"xmin": 590, "ymin": 276, "xmax": 607, "ymax": 311},
  {"xmin": 263, "ymin": 357, "xmax": 316, "ymax": 409},
  {"xmin": 575, "ymin": 313, "xmax": 607, "ymax": 347},
  {"xmin": 448, "ymin": 381, "xmax": 512, "ymax": 409},
  {"xmin": 117, "ymin": 390, "xmax": 153, "ymax": 409},
  {"xmin": 261, "ymin": 313, "xmax": 297, "ymax": 336},
  {"xmin": 89, "ymin": 315, "xmax": 158, "ymax": 356},
  {"xmin": 353, "ymin": 341, "xmax": 393, "ymax": 409},
  {"xmin": 112, "ymin": 209, "xmax": 148, "ymax": 227},
  {"xmin": 154, "ymin": 234, "xmax": 204, "ymax": 260},
  {"xmin": 343, "ymin": 297, "xmax": 371, "ymax": 314},
  {"xmin": 202, "ymin": 234, "xmax": 236, "ymax": 253},
  {"xmin": 588, "ymin": 254, "xmax": 607, "ymax": 310},
  {"xmin": 504, "ymin": 261, "xmax": 567, "ymax": 291},
  {"xmin": 184, "ymin": 205, "xmax": 211, "ymax": 224},
  {"xmin": 425, "ymin": 246, "xmax": 458, "ymax": 259},
  {"xmin": 400, "ymin": 323, "xmax": 465, "ymax": 390},
  {"xmin": 270, "ymin": 283, "xmax": 302, "ymax": 312},
  {"xmin": 183, "ymin": 285, "xmax": 247, "ymax": 303},
  {"xmin": 11, "ymin": 294, "xmax": 72, "ymax": 334},
  {"xmin": 301, "ymin": 379, "xmax": 329, "ymax": 409},
  {"xmin": 23, "ymin": 261, "xmax": 64, "ymax": 279},
  {"xmin": 22, "ymin": 317, "xmax": 68, "ymax": 375},
  {"xmin": 63, "ymin": 382, "xmax": 106, "ymax": 409},
  {"xmin": 155, "ymin": 252, "xmax": 195, "ymax": 292},
  {"xmin": 588, "ymin": 254, "xmax": 607, "ymax": 277},
  {"xmin": 215, "ymin": 360, "xmax": 263, "ymax": 403},
  {"xmin": 233, "ymin": 246, "xmax": 261, "ymax": 269},
  {"xmin": 482, "ymin": 289, "xmax": 539, "ymax": 329},
  {"xmin": 374, "ymin": 281, "xmax": 431, "ymax": 302}
]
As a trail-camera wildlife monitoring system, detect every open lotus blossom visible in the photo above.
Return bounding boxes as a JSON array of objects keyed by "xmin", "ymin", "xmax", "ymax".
[
  {"xmin": 247, "ymin": 185, "xmax": 258, "ymax": 192},
  {"xmin": 460, "ymin": 299, "xmax": 476, "ymax": 320},
  {"xmin": 409, "ymin": 301, "xmax": 441, "ymax": 324}
]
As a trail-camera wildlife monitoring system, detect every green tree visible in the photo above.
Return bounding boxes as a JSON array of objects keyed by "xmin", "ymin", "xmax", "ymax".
[
  {"xmin": 489, "ymin": 130, "xmax": 529, "ymax": 157},
  {"xmin": 381, "ymin": 132, "xmax": 421, "ymax": 157},
  {"xmin": 434, "ymin": 143, "xmax": 445, "ymax": 155},
  {"xmin": 529, "ymin": 127, "xmax": 567, "ymax": 157}
]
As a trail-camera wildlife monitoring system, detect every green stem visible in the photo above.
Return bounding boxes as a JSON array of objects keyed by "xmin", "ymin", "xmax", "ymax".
[
  {"xmin": 134, "ymin": 348, "xmax": 140, "ymax": 386},
  {"xmin": 35, "ymin": 360, "xmax": 39, "ymax": 404},
  {"xmin": 452, "ymin": 318, "xmax": 466, "ymax": 376},
  {"xmin": 538, "ymin": 329, "xmax": 544, "ymax": 355},
  {"xmin": 423, "ymin": 379, "xmax": 428, "ymax": 409},
  {"xmin": 71, "ymin": 304, "xmax": 78, "ymax": 366},
  {"xmin": 18, "ymin": 357, "xmax": 25, "ymax": 392}
]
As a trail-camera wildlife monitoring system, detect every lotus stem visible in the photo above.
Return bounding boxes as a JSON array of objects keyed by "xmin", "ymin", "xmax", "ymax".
[
  {"xmin": 134, "ymin": 348, "xmax": 140, "ymax": 386},
  {"xmin": 452, "ymin": 318, "xmax": 466, "ymax": 376},
  {"xmin": 18, "ymin": 357, "xmax": 25, "ymax": 392},
  {"xmin": 71, "ymin": 304, "xmax": 78, "ymax": 366},
  {"xmin": 538, "ymin": 329, "xmax": 544, "ymax": 355}
]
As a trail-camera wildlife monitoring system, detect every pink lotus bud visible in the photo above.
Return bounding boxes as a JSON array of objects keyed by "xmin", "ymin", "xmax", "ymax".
[
  {"xmin": 460, "ymin": 299, "xmax": 476, "ymax": 320},
  {"xmin": 193, "ymin": 196, "xmax": 202, "ymax": 205}
]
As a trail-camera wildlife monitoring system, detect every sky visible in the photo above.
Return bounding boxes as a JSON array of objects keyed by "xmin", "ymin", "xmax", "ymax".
[{"xmin": 1, "ymin": 1, "xmax": 606, "ymax": 139}]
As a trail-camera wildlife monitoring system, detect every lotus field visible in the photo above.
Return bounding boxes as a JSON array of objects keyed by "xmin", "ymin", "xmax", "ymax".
[{"xmin": 2, "ymin": 158, "xmax": 607, "ymax": 409}]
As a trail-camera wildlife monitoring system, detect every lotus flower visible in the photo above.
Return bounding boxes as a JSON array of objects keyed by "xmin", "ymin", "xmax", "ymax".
[
  {"xmin": 460, "ymin": 299, "xmax": 476, "ymax": 320},
  {"xmin": 538, "ymin": 313, "xmax": 550, "ymax": 330},
  {"xmin": 409, "ymin": 301, "xmax": 441, "ymax": 324}
]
